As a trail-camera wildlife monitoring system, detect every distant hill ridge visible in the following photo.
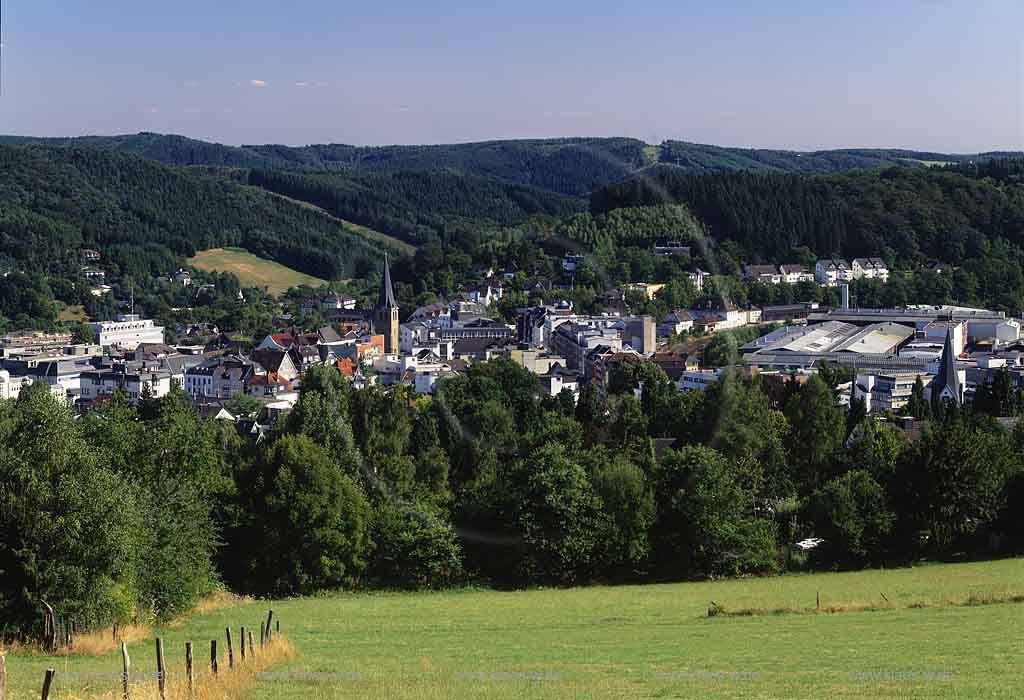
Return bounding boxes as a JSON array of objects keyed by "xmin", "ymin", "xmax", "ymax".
[{"xmin": 1, "ymin": 132, "xmax": 1019, "ymax": 197}]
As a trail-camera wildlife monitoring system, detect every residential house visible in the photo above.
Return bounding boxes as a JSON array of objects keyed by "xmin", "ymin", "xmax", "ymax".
[
  {"xmin": 624, "ymin": 282, "xmax": 666, "ymax": 300},
  {"xmin": 250, "ymin": 349, "xmax": 300, "ymax": 383},
  {"xmin": 464, "ymin": 279, "xmax": 504, "ymax": 307},
  {"xmin": 689, "ymin": 295, "xmax": 744, "ymax": 331},
  {"xmin": 743, "ymin": 264, "xmax": 782, "ymax": 285},
  {"xmin": 815, "ymin": 259, "xmax": 854, "ymax": 285},
  {"xmin": 319, "ymin": 293, "xmax": 358, "ymax": 311},
  {"xmin": 256, "ymin": 332, "xmax": 295, "ymax": 352},
  {"xmin": 540, "ymin": 368, "xmax": 580, "ymax": 401},
  {"xmin": 79, "ymin": 365, "xmax": 173, "ymax": 403},
  {"xmin": 852, "ymin": 258, "xmax": 890, "ymax": 282},
  {"xmin": 778, "ymin": 264, "xmax": 815, "ymax": 284}
]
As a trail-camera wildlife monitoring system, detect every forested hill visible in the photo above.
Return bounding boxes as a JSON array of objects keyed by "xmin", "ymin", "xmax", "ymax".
[
  {"xmin": 4, "ymin": 132, "xmax": 1020, "ymax": 198},
  {"xmin": 657, "ymin": 141, "xmax": 1023, "ymax": 174},
  {"xmin": 246, "ymin": 169, "xmax": 584, "ymax": 248},
  {"xmin": 0, "ymin": 145, "xmax": 384, "ymax": 281},
  {"xmin": 0, "ymin": 134, "xmax": 650, "ymax": 197},
  {"xmin": 588, "ymin": 164, "xmax": 1024, "ymax": 310}
]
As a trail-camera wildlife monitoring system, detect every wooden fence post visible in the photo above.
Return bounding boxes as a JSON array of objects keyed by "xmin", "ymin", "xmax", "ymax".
[
  {"xmin": 121, "ymin": 642, "xmax": 131, "ymax": 700},
  {"xmin": 40, "ymin": 669, "xmax": 55, "ymax": 700},
  {"xmin": 225, "ymin": 628, "xmax": 234, "ymax": 670},
  {"xmin": 240, "ymin": 626, "xmax": 246, "ymax": 664},
  {"xmin": 259, "ymin": 622, "xmax": 265, "ymax": 648},
  {"xmin": 0, "ymin": 650, "xmax": 7, "ymax": 700},
  {"xmin": 247, "ymin": 630, "xmax": 255, "ymax": 659},
  {"xmin": 210, "ymin": 640, "xmax": 218, "ymax": 676},
  {"xmin": 155, "ymin": 637, "xmax": 167, "ymax": 700},
  {"xmin": 276, "ymin": 620, "xmax": 280, "ymax": 635},
  {"xmin": 185, "ymin": 642, "xmax": 194, "ymax": 697},
  {"xmin": 265, "ymin": 610, "xmax": 273, "ymax": 642}
]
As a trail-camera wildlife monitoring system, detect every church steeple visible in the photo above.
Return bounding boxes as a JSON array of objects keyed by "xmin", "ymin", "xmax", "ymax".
[
  {"xmin": 378, "ymin": 252, "xmax": 397, "ymax": 309},
  {"xmin": 931, "ymin": 327, "xmax": 962, "ymax": 406},
  {"xmin": 373, "ymin": 252, "xmax": 400, "ymax": 355}
]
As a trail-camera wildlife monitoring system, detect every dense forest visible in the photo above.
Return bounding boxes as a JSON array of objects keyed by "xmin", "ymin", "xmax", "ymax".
[
  {"xmin": 247, "ymin": 168, "xmax": 583, "ymax": 248},
  {"xmin": 0, "ymin": 145, "xmax": 385, "ymax": 282},
  {"xmin": 3, "ymin": 359, "xmax": 1022, "ymax": 640}
]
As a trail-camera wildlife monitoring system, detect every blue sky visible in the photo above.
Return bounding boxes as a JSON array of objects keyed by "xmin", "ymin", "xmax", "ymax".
[{"xmin": 1, "ymin": 0, "xmax": 1021, "ymax": 150}]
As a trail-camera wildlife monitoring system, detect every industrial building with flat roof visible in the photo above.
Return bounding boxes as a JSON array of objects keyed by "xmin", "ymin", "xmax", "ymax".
[{"xmin": 742, "ymin": 320, "xmax": 920, "ymax": 371}]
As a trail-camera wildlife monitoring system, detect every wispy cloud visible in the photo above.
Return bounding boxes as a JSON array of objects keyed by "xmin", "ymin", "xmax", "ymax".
[
  {"xmin": 295, "ymin": 81, "xmax": 310, "ymax": 88},
  {"xmin": 183, "ymin": 80, "xmax": 200, "ymax": 88},
  {"xmin": 249, "ymin": 79, "xmax": 267, "ymax": 88},
  {"xmin": 146, "ymin": 106, "xmax": 160, "ymax": 114}
]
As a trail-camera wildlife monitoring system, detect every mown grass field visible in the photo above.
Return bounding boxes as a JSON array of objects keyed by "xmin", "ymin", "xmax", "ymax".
[
  {"xmin": 4, "ymin": 559, "xmax": 1023, "ymax": 699},
  {"xmin": 188, "ymin": 247, "xmax": 327, "ymax": 296}
]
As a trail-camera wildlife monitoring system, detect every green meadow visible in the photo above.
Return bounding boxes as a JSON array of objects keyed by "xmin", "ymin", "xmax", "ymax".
[{"xmin": 5, "ymin": 558, "xmax": 1023, "ymax": 699}]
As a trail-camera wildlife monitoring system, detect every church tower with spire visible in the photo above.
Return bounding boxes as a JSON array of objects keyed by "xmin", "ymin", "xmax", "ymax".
[
  {"xmin": 928, "ymin": 327, "xmax": 963, "ymax": 407},
  {"xmin": 373, "ymin": 253, "xmax": 400, "ymax": 355}
]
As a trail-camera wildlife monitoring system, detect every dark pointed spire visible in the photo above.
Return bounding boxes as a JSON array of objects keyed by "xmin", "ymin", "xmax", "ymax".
[
  {"xmin": 932, "ymin": 327, "xmax": 961, "ymax": 405},
  {"xmin": 378, "ymin": 252, "xmax": 397, "ymax": 309}
]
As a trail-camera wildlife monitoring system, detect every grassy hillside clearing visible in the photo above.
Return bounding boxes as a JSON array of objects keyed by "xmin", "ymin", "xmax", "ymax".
[{"xmin": 189, "ymin": 248, "xmax": 327, "ymax": 296}]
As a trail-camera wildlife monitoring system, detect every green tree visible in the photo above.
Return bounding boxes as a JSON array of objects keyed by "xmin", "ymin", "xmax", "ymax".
[
  {"xmin": 510, "ymin": 443, "xmax": 608, "ymax": 584},
  {"xmin": 245, "ymin": 434, "xmax": 372, "ymax": 595},
  {"xmin": 652, "ymin": 446, "xmax": 778, "ymax": 578},
  {"xmin": 905, "ymin": 375, "xmax": 931, "ymax": 420},
  {"xmin": 0, "ymin": 385, "xmax": 140, "ymax": 635},
  {"xmin": 895, "ymin": 415, "xmax": 1017, "ymax": 550},
  {"xmin": 806, "ymin": 470, "xmax": 895, "ymax": 566},
  {"xmin": 589, "ymin": 452, "xmax": 655, "ymax": 575},
  {"xmin": 784, "ymin": 375, "xmax": 845, "ymax": 493},
  {"xmin": 369, "ymin": 502, "xmax": 463, "ymax": 589},
  {"xmin": 703, "ymin": 333, "xmax": 739, "ymax": 368}
]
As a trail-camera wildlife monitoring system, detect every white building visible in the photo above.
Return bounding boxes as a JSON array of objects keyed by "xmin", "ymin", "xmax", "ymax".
[
  {"xmin": 79, "ymin": 367, "xmax": 173, "ymax": 403},
  {"xmin": 853, "ymin": 372, "xmax": 927, "ymax": 413},
  {"xmin": 0, "ymin": 370, "xmax": 33, "ymax": 400},
  {"xmin": 686, "ymin": 269, "xmax": 710, "ymax": 292},
  {"xmin": 778, "ymin": 264, "xmax": 815, "ymax": 284},
  {"xmin": 851, "ymin": 257, "xmax": 890, "ymax": 282},
  {"xmin": 815, "ymin": 259, "xmax": 854, "ymax": 285},
  {"xmin": 90, "ymin": 315, "xmax": 165, "ymax": 350},
  {"xmin": 677, "ymin": 369, "xmax": 722, "ymax": 392}
]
